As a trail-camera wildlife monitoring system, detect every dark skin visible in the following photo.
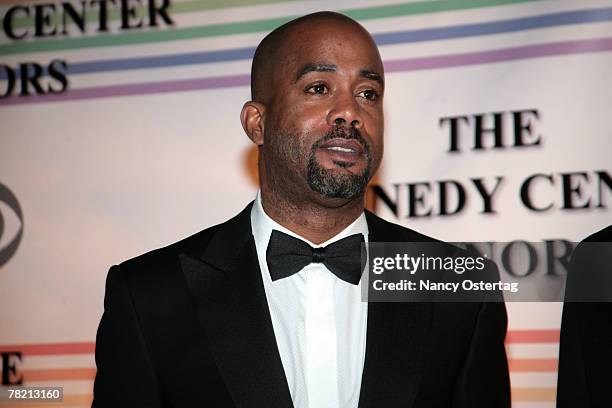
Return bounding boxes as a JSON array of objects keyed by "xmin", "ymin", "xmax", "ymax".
[{"xmin": 241, "ymin": 12, "xmax": 385, "ymax": 244}]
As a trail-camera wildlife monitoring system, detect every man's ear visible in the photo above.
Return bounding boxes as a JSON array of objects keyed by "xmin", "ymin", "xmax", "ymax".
[{"xmin": 240, "ymin": 101, "xmax": 266, "ymax": 146}]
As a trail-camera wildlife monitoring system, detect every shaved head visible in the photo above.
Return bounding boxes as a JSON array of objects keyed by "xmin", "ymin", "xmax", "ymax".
[
  {"xmin": 250, "ymin": 11, "xmax": 382, "ymax": 103},
  {"xmin": 241, "ymin": 10, "xmax": 385, "ymax": 243}
]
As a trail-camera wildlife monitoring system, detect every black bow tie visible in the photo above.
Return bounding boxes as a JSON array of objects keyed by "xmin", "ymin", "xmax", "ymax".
[{"xmin": 266, "ymin": 230, "xmax": 366, "ymax": 285}]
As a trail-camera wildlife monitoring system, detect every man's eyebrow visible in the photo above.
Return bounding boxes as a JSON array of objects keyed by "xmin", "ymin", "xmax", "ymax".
[
  {"xmin": 361, "ymin": 69, "xmax": 384, "ymax": 86},
  {"xmin": 294, "ymin": 63, "xmax": 337, "ymax": 82}
]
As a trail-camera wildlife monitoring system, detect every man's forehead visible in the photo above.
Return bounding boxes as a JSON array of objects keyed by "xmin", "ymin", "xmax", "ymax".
[
  {"xmin": 294, "ymin": 62, "xmax": 384, "ymax": 86},
  {"xmin": 284, "ymin": 20, "xmax": 378, "ymax": 55},
  {"xmin": 250, "ymin": 11, "xmax": 383, "ymax": 101},
  {"xmin": 281, "ymin": 25, "xmax": 383, "ymax": 74}
]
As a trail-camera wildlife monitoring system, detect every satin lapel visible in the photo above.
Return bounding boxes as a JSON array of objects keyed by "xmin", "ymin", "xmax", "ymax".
[
  {"xmin": 358, "ymin": 212, "xmax": 433, "ymax": 408},
  {"xmin": 180, "ymin": 203, "xmax": 293, "ymax": 408}
]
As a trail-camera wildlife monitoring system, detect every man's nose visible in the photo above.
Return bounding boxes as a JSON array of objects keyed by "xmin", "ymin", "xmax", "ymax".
[{"xmin": 328, "ymin": 92, "xmax": 363, "ymax": 129}]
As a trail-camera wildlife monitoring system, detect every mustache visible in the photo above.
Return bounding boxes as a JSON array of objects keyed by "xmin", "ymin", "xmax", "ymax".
[{"xmin": 312, "ymin": 126, "xmax": 370, "ymax": 153}]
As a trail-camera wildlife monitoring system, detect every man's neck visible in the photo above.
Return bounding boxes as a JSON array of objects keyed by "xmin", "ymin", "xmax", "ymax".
[{"xmin": 260, "ymin": 188, "xmax": 364, "ymax": 245}]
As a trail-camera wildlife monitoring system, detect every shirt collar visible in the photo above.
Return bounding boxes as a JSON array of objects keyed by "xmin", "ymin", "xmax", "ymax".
[{"xmin": 251, "ymin": 190, "xmax": 369, "ymax": 252}]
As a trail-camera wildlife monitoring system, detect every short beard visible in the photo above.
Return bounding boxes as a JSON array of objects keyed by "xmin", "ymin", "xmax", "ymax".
[{"xmin": 307, "ymin": 127, "xmax": 372, "ymax": 199}]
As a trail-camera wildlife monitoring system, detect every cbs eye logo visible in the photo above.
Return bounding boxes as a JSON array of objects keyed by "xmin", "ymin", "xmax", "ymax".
[{"xmin": 0, "ymin": 183, "xmax": 23, "ymax": 267}]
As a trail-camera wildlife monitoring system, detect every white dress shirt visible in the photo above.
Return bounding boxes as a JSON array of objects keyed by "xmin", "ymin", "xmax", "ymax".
[{"xmin": 251, "ymin": 192, "xmax": 369, "ymax": 408}]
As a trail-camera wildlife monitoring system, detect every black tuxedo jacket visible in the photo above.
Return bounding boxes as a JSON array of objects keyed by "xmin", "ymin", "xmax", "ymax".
[
  {"xmin": 92, "ymin": 202, "xmax": 510, "ymax": 408},
  {"xmin": 557, "ymin": 225, "xmax": 612, "ymax": 408}
]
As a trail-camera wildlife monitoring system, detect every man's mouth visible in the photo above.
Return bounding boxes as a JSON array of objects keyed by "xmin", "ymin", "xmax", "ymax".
[
  {"xmin": 318, "ymin": 138, "xmax": 365, "ymax": 156},
  {"xmin": 326, "ymin": 146, "xmax": 356, "ymax": 153},
  {"xmin": 311, "ymin": 127, "xmax": 371, "ymax": 170}
]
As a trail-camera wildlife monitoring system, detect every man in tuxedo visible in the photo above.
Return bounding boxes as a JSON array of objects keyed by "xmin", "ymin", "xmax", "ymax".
[
  {"xmin": 557, "ymin": 225, "xmax": 612, "ymax": 408},
  {"xmin": 93, "ymin": 11, "xmax": 510, "ymax": 408}
]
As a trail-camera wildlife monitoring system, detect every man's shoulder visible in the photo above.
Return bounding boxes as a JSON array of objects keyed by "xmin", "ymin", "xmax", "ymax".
[
  {"xmin": 116, "ymin": 202, "xmax": 254, "ymax": 276},
  {"xmin": 120, "ymin": 224, "xmax": 221, "ymax": 272},
  {"xmin": 367, "ymin": 210, "xmax": 500, "ymax": 266},
  {"xmin": 365, "ymin": 209, "xmax": 440, "ymax": 243},
  {"xmin": 366, "ymin": 211, "xmax": 502, "ymax": 301}
]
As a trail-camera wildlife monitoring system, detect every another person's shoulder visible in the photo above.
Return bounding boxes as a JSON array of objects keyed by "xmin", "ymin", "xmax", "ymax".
[
  {"xmin": 581, "ymin": 224, "xmax": 612, "ymax": 243},
  {"xmin": 570, "ymin": 224, "xmax": 612, "ymax": 264},
  {"xmin": 565, "ymin": 224, "xmax": 612, "ymax": 301}
]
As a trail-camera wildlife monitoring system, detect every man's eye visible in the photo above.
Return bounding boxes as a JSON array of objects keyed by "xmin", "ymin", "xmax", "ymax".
[
  {"xmin": 306, "ymin": 84, "xmax": 328, "ymax": 95},
  {"xmin": 358, "ymin": 89, "xmax": 379, "ymax": 101}
]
